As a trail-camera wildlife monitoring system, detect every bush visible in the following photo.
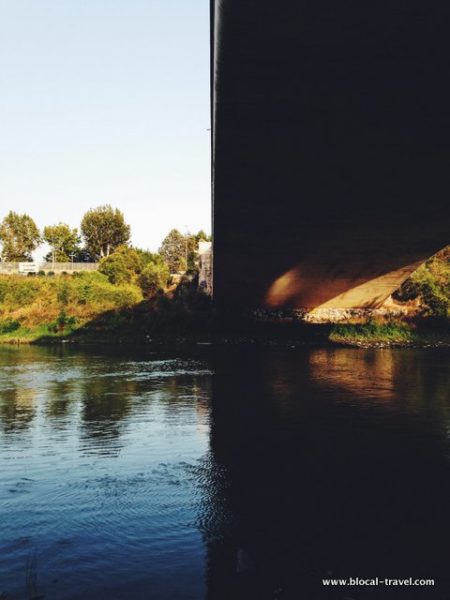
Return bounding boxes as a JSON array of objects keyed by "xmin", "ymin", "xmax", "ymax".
[
  {"xmin": 139, "ymin": 261, "xmax": 170, "ymax": 298},
  {"xmin": 57, "ymin": 281, "xmax": 70, "ymax": 306},
  {"xmin": 391, "ymin": 247, "xmax": 449, "ymax": 319},
  {"xmin": 411, "ymin": 250, "xmax": 450, "ymax": 319},
  {"xmin": 392, "ymin": 278, "xmax": 419, "ymax": 302},
  {"xmin": 0, "ymin": 277, "xmax": 41, "ymax": 307},
  {"xmin": 0, "ymin": 318, "xmax": 20, "ymax": 334},
  {"xmin": 98, "ymin": 253, "xmax": 133, "ymax": 285},
  {"xmin": 108, "ymin": 285, "xmax": 143, "ymax": 307},
  {"xmin": 48, "ymin": 310, "xmax": 77, "ymax": 333},
  {"xmin": 47, "ymin": 271, "xmax": 55, "ymax": 277},
  {"xmin": 69, "ymin": 272, "xmax": 142, "ymax": 308}
]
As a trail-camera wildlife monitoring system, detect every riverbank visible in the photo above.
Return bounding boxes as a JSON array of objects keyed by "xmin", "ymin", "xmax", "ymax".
[
  {"xmin": 328, "ymin": 321, "xmax": 450, "ymax": 348},
  {"xmin": 1, "ymin": 317, "xmax": 449, "ymax": 349},
  {"xmin": 0, "ymin": 248, "xmax": 448, "ymax": 348}
]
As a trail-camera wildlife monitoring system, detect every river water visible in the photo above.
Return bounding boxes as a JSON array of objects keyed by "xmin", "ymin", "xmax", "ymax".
[{"xmin": 0, "ymin": 344, "xmax": 449, "ymax": 599}]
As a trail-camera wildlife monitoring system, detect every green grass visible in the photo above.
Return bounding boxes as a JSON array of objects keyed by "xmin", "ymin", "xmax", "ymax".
[
  {"xmin": 0, "ymin": 249, "xmax": 448, "ymax": 347},
  {"xmin": 0, "ymin": 274, "xmax": 211, "ymax": 344},
  {"xmin": 0, "ymin": 323, "xmax": 67, "ymax": 343},
  {"xmin": 0, "ymin": 272, "xmax": 143, "ymax": 343},
  {"xmin": 329, "ymin": 320, "xmax": 450, "ymax": 346}
]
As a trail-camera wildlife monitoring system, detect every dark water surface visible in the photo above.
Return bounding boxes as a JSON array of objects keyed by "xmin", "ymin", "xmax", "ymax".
[{"xmin": 0, "ymin": 344, "xmax": 449, "ymax": 599}]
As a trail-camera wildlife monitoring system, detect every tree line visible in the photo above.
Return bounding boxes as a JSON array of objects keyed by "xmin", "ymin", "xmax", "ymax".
[
  {"xmin": 0, "ymin": 205, "xmax": 210, "ymax": 274},
  {"xmin": 0, "ymin": 205, "xmax": 130, "ymax": 263}
]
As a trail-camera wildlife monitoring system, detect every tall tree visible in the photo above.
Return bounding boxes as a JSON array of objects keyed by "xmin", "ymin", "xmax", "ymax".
[
  {"xmin": 43, "ymin": 223, "xmax": 80, "ymax": 262},
  {"xmin": 81, "ymin": 205, "xmax": 131, "ymax": 260},
  {"xmin": 159, "ymin": 229, "xmax": 187, "ymax": 273},
  {"xmin": 0, "ymin": 211, "xmax": 41, "ymax": 262}
]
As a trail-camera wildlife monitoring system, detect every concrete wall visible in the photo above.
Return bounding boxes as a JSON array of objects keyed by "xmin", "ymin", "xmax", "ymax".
[{"xmin": 212, "ymin": 0, "xmax": 450, "ymax": 309}]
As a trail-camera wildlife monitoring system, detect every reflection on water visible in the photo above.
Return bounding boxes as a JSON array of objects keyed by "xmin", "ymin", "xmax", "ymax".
[{"xmin": 0, "ymin": 345, "xmax": 449, "ymax": 599}]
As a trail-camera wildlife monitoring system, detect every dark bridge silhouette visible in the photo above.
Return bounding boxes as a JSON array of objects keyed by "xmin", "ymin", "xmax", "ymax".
[{"xmin": 211, "ymin": 0, "xmax": 449, "ymax": 310}]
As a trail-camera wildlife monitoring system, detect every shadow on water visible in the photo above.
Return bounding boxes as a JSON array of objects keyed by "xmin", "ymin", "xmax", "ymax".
[{"xmin": 202, "ymin": 346, "xmax": 450, "ymax": 599}]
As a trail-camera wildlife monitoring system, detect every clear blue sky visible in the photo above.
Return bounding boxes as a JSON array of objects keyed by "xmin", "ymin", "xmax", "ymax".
[{"xmin": 0, "ymin": 0, "xmax": 211, "ymax": 257}]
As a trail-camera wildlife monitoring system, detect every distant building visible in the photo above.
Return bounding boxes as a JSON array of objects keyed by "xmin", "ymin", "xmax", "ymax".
[{"xmin": 198, "ymin": 241, "xmax": 212, "ymax": 295}]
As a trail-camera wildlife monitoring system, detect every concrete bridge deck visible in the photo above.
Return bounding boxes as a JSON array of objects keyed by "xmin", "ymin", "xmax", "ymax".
[{"xmin": 211, "ymin": 0, "xmax": 449, "ymax": 309}]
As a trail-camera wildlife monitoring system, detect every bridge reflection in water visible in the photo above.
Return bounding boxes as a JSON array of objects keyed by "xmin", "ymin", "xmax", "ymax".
[{"xmin": 202, "ymin": 346, "xmax": 450, "ymax": 599}]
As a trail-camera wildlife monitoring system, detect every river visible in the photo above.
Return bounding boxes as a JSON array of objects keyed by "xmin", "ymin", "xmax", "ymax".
[{"xmin": 0, "ymin": 344, "xmax": 449, "ymax": 599}]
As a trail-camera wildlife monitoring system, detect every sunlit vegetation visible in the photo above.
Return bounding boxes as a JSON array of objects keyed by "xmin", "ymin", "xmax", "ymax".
[
  {"xmin": 329, "ymin": 320, "xmax": 449, "ymax": 346},
  {"xmin": 0, "ymin": 203, "xmax": 211, "ymax": 343},
  {"xmin": 0, "ymin": 202, "xmax": 446, "ymax": 347},
  {"xmin": 0, "ymin": 272, "xmax": 142, "ymax": 342},
  {"xmin": 330, "ymin": 247, "xmax": 449, "ymax": 345},
  {"xmin": 409, "ymin": 246, "xmax": 450, "ymax": 319},
  {"xmin": 0, "ymin": 230, "xmax": 211, "ymax": 343}
]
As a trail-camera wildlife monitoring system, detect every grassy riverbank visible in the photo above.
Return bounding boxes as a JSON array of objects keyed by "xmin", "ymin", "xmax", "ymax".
[
  {"xmin": 328, "ymin": 320, "xmax": 450, "ymax": 347},
  {"xmin": 0, "ymin": 248, "xmax": 448, "ymax": 347},
  {"xmin": 0, "ymin": 272, "xmax": 143, "ymax": 343},
  {"xmin": 1, "ymin": 305, "xmax": 448, "ymax": 348},
  {"xmin": 1, "ymin": 317, "xmax": 449, "ymax": 348}
]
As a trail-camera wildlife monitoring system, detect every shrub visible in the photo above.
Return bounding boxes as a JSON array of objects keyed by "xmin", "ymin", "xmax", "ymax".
[
  {"xmin": 57, "ymin": 281, "xmax": 70, "ymax": 306},
  {"xmin": 392, "ymin": 278, "xmax": 419, "ymax": 302},
  {"xmin": 0, "ymin": 277, "xmax": 41, "ymax": 308},
  {"xmin": 98, "ymin": 253, "xmax": 133, "ymax": 285},
  {"xmin": 0, "ymin": 318, "xmax": 20, "ymax": 334},
  {"xmin": 391, "ymin": 247, "xmax": 449, "ymax": 319},
  {"xmin": 139, "ymin": 261, "xmax": 170, "ymax": 298},
  {"xmin": 411, "ymin": 250, "xmax": 450, "ymax": 318},
  {"xmin": 108, "ymin": 284, "xmax": 143, "ymax": 307},
  {"xmin": 48, "ymin": 310, "xmax": 77, "ymax": 333},
  {"xmin": 114, "ymin": 245, "xmax": 143, "ymax": 273},
  {"xmin": 68, "ymin": 272, "xmax": 142, "ymax": 308}
]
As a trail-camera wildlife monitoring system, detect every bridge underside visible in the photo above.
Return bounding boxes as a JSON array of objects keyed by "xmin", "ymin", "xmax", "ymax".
[{"xmin": 211, "ymin": 1, "xmax": 449, "ymax": 310}]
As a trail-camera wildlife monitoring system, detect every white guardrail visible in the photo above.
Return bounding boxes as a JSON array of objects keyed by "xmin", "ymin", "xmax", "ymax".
[{"xmin": 0, "ymin": 262, "xmax": 99, "ymax": 274}]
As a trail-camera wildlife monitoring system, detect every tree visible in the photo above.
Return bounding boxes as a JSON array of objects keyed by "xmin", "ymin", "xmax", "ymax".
[
  {"xmin": 81, "ymin": 205, "xmax": 131, "ymax": 260},
  {"xmin": 159, "ymin": 229, "xmax": 187, "ymax": 273},
  {"xmin": 98, "ymin": 253, "xmax": 133, "ymax": 285},
  {"xmin": 98, "ymin": 245, "xmax": 143, "ymax": 284},
  {"xmin": 0, "ymin": 211, "xmax": 41, "ymax": 262},
  {"xmin": 43, "ymin": 223, "xmax": 80, "ymax": 262},
  {"xmin": 194, "ymin": 230, "xmax": 211, "ymax": 243}
]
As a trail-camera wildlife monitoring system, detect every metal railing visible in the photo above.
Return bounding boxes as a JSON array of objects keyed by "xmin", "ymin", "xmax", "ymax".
[
  {"xmin": 40, "ymin": 262, "xmax": 98, "ymax": 272},
  {"xmin": 0, "ymin": 262, "xmax": 99, "ymax": 274}
]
